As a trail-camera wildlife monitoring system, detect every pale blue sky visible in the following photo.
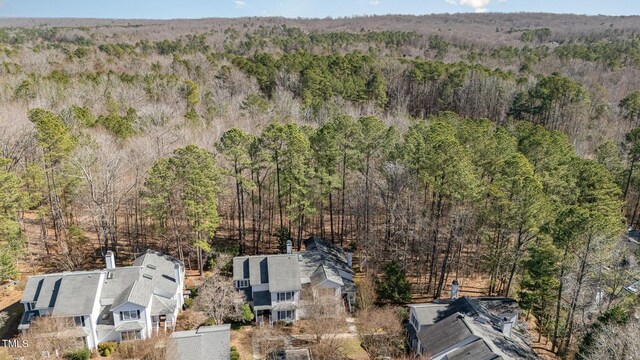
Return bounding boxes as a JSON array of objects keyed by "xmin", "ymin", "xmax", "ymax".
[{"xmin": 0, "ymin": 0, "xmax": 636, "ymax": 19}]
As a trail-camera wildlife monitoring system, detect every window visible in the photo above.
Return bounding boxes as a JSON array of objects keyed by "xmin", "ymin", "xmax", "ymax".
[
  {"xmin": 26, "ymin": 302, "xmax": 35, "ymax": 311},
  {"xmin": 236, "ymin": 279, "xmax": 249, "ymax": 288},
  {"xmin": 74, "ymin": 316, "xmax": 85, "ymax": 327},
  {"xmin": 410, "ymin": 313, "xmax": 419, "ymax": 330},
  {"xmin": 120, "ymin": 310, "xmax": 140, "ymax": 321},
  {"xmin": 277, "ymin": 291, "xmax": 294, "ymax": 302},
  {"xmin": 121, "ymin": 330, "xmax": 142, "ymax": 341},
  {"xmin": 277, "ymin": 310, "xmax": 295, "ymax": 321}
]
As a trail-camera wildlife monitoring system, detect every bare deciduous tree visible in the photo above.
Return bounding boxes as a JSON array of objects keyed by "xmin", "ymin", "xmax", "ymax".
[
  {"xmin": 356, "ymin": 306, "xmax": 405, "ymax": 359},
  {"xmin": 193, "ymin": 270, "xmax": 245, "ymax": 324}
]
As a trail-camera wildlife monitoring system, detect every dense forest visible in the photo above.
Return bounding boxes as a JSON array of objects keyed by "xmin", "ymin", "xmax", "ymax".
[{"xmin": 1, "ymin": 13, "xmax": 640, "ymax": 357}]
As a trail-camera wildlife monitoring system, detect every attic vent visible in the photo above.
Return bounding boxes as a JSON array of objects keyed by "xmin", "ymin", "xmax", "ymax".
[
  {"xmin": 143, "ymin": 274, "xmax": 154, "ymax": 280},
  {"xmin": 146, "ymin": 264, "xmax": 157, "ymax": 270},
  {"xmin": 107, "ymin": 272, "xmax": 113, "ymax": 279}
]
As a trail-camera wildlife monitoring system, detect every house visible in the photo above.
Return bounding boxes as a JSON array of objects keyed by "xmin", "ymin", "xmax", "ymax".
[
  {"xmin": 232, "ymin": 237, "xmax": 355, "ymax": 323},
  {"xmin": 170, "ymin": 324, "xmax": 231, "ymax": 360},
  {"xmin": 19, "ymin": 250, "xmax": 185, "ymax": 349},
  {"xmin": 406, "ymin": 297, "xmax": 538, "ymax": 359}
]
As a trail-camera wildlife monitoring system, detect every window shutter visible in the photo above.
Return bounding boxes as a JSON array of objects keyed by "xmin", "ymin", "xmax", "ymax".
[
  {"xmin": 137, "ymin": 310, "xmax": 140, "ymax": 319},
  {"xmin": 119, "ymin": 312, "xmax": 123, "ymax": 321}
]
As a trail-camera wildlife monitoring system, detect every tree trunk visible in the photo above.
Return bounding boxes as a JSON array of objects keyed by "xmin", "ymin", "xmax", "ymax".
[
  {"xmin": 624, "ymin": 155, "xmax": 636, "ymax": 200},
  {"xmin": 561, "ymin": 235, "xmax": 592, "ymax": 354},
  {"xmin": 435, "ymin": 231, "xmax": 455, "ymax": 299}
]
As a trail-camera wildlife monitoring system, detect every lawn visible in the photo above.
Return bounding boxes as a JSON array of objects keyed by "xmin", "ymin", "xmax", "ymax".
[
  {"xmin": 230, "ymin": 325, "xmax": 254, "ymax": 360},
  {"xmin": 339, "ymin": 338, "xmax": 369, "ymax": 360}
]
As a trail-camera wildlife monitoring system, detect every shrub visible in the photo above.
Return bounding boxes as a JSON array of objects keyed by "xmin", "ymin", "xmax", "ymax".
[
  {"xmin": 230, "ymin": 347, "xmax": 240, "ymax": 360},
  {"xmin": 63, "ymin": 348, "xmax": 91, "ymax": 360},
  {"xmin": 98, "ymin": 342, "xmax": 116, "ymax": 356},
  {"xmin": 184, "ymin": 297, "xmax": 194, "ymax": 308},
  {"xmin": 241, "ymin": 303, "xmax": 254, "ymax": 323}
]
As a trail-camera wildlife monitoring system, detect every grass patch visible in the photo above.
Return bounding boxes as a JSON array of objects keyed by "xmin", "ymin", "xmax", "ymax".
[{"xmin": 338, "ymin": 338, "xmax": 369, "ymax": 360}]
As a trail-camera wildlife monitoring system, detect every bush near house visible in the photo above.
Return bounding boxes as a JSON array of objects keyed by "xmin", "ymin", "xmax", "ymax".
[
  {"xmin": 98, "ymin": 342, "xmax": 116, "ymax": 356},
  {"xmin": 63, "ymin": 348, "xmax": 91, "ymax": 360},
  {"xmin": 230, "ymin": 346, "xmax": 240, "ymax": 360}
]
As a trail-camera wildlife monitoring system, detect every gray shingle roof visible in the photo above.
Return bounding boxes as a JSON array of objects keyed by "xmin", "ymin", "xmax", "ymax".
[
  {"xmin": 112, "ymin": 277, "xmax": 153, "ymax": 309},
  {"xmin": 100, "ymin": 267, "xmax": 141, "ymax": 302},
  {"xmin": 410, "ymin": 298, "xmax": 538, "ymax": 360},
  {"xmin": 232, "ymin": 255, "xmax": 269, "ymax": 285},
  {"xmin": 272, "ymin": 302, "xmax": 297, "ymax": 311},
  {"xmin": 21, "ymin": 250, "xmax": 183, "ymax": 327},
  {"xmin": 409, "ymin": 303, "xmax": 451, "ymax": 327},
  {"xmin": 151, "ymin": 294, "xmax": 177, "ymax": 316},
  {"xmin": 418, "ymin": 313, "xmax": 476, "ymax": 357},
  {"xmin": 310, "ymin": 264, "xmax": 344, "ymax": 287},
  {"xmin": 303, "ymin": 237, "xmax": 352, "ymax": 276},
  {"xmin": 114, "ymin": 321, "xmax": 145, "ymax": 332},
  {"xmin": 134, "ymin": 250, "xmax": 182, "ymax": 299},
  {"xmin": 232, "ymin": 257, "xmax": 250, "ymax": 281},
  {"xmin": 25, "ymin": 275, "xmax": 62, "ymax": 309},
  {"xmin": 411, "ymin": 297, "xmax": 522, "ymax": 328},
  {"xmin": 447, "ymin": 338, "xmax": 501, "ymax": 360},
  {"xmin": 51, "ymin": 272, "xmax": 102, "ymax": 316},
  {"xmin": 171, "ymin": 324, "xmax": 231, "ymax": 360},
  {"xmin": 267, "ymin": 255, "xmax": 301, "ymax": 292}
]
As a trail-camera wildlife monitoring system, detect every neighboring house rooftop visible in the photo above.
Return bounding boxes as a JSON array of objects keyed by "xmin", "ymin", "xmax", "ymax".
[
  {"xmin": 21, "ymin": 271, "xmax": 103, "ymax": 317},
  {"xmin": 21, "ymin": 249, "xmax": 184, "ymax": 321},
  {"xmin": 409, "ymin": 298, "xmax": 537, "ymax": 360},
  {"xmin": 418, "ymin": 313, "xmax": 477, "ymax": 357},
  {"xmin": 410, "ymin": 297, "xmax": 521, "ymax": 327},
  {"xmin": 171, "ymin": 324, "xmax": 231, "ymax": 360}
]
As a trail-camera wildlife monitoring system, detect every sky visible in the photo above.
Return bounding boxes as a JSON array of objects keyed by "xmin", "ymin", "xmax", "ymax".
[{"xmin": 0, "ymin": 0, "xmax": 637, "ymax": 19}]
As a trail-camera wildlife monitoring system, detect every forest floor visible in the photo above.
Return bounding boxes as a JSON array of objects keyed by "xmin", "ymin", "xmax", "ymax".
[
  {"xmin": 526, "ymin": 317, "xmax": 559, "ymax": 360},
  {"xmin": 0, "ymin": 287, "xmax": 23, "ymax": 342}
]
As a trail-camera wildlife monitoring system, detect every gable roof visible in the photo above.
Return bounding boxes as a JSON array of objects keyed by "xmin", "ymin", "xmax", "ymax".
[
  {"xmin": 303, "ymin": 237, "xmax": 352, "ymax": 276},
  {"xmin": 410, "ymin": 297, "xmax": 521, "ymax": 328},
  {"xmin": 21, "ymin": 249, "xmax": 183, "ymax": 321},
  {"xmin": 410, "ymin": 298, "xmax": 538, "ymax": 360},
  {"xmin": 21, "ymin": 274, "xmax": 63, "ymax": 309},
  {"xmin": 133, "ymin": 250, "xmax": 182, "ymax": 298},
  {"xmin": 447, "ymin": 338, "xmax": 502, "ymax": 360},
  {"xmin": 418, "ymin": 313, "xmax": 478, "ymax": 357},
  {"xmin": 112, "ymin": 277, "xmax": 154, "ymax": 309},
  {"xmin": 50, "ymin": 272, "xmax": 102, "ymax": 317},
  {"xmin": 100, "ymin": 267, "xmax": 142, "ymax": 304},
  {"xmin": 267, "ymin": 255, "xmax": 301, "ymax": 292},
  {"xmin": 233, "ymin": 254, "xmax": 301, "ymax": 292},
  {"xmin": 171, "ymin": 324, "xmax": 231, "ymax": 360},
  {"xmin": 310, "ymin": 264, "xmax": 344, "ymax": 287}
]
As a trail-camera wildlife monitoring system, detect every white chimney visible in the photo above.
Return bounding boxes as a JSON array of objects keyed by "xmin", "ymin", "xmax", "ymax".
[
  {"xmin": 105, "ymin": 251, "xmax": 116, "ymax": 269},
  {"xmin": 174, "ymin": 263, "xmax": 181, "ymax": 285},
  {"xmin": 286, "ymin": 240, "xmax": 292, "ymax": 254},
  {"xmin": 501, "ymin": 315, "xmax": 516, "ymax": 337},
  {"xmin": 347, "ymin": 252, "xmax": 353, "ymax": 268},
  {"xmin": 451, "ymin": 279, "xmax": 459, "ymax": 299}
]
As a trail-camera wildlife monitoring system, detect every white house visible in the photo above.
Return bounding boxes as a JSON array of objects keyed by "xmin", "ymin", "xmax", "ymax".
[
  {"xmin": 19, "ymin": 250, "xmax": 185, "ymax": 349},
  {"xmin": 232, "ymin": 237, "xmax": 355, "ymax": 323}
]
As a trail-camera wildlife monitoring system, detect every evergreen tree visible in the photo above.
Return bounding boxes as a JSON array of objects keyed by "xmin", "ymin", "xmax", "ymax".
[{"xmin": 376, "ymin": 260, "xmax": 412, "ymax": 303}]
